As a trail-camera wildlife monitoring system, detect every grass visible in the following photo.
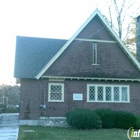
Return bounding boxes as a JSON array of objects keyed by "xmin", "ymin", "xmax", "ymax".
[{"xmin": 18, "ymin": 126, "xmax": 140, "ymax": 140}]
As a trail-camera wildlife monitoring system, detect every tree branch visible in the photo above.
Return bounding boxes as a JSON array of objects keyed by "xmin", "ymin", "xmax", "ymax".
[
  {"xmin": 108, "ymin": 5, "xmax": 113, "ymax": 27},
  {"xmin": 119, "ymin": 0, "xmax": 127, "ymax": 15}
]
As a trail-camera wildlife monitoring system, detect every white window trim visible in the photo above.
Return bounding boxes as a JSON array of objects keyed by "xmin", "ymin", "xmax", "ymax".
[
  {"xmin": 48, "ymin": 83, "xmax": 64, "ymax": 102},
  {"xmin": 87, "ymin": 84, "xmax": 130, "ymax": 103}
]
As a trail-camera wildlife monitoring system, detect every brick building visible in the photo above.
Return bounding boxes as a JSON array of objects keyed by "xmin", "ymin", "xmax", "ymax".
[{"xmin": 14, "ymin": 9, "xmax": 140, "ymax": 125}]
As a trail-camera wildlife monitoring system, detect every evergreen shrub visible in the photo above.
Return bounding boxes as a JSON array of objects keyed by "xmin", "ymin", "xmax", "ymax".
[
  {"xmin": 115, "ymin": 111, "xmax": 136, "ymax": 129},
  {"xmin": 66, "ymin": 108, "xmax": 101, "ymax": 129},
  {"xmin": 135, "ymin": 116, "xmax": 140, "ymax": 129},
  {"xmin": 95, "ymin": 108, "xmax": 116, "ymax": 128}
]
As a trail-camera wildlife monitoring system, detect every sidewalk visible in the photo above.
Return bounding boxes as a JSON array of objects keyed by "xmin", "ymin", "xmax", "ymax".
[
  {"xmin": 0, "ymin": 113, "xmax": 19, "ymax": 140},
  {"xmin": 0, "ymin": 126, "xmax": 19, "ymax": 140}
]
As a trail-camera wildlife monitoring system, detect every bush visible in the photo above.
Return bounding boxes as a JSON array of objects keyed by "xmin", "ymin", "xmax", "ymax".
[
  {"xmin": 66, "ymin": 108, "xmax": 101, "ymax": 129},
  {"xmin": 66, "ymin": 108, "xmax": 136, "ymax": 129},
  {"xmin": 95, "ymin": 108, "xmax": 116, "ymax": 128},
  {"xmin": 115, "ymin": 111, "xmax": 136, "ymax": 129},
  {"xmin": 135, "ymin": 116, "xmax": 140, "ymax": 129},
  {"xmin": 95, "ymin": 108, "xmax": 136, "ymax": 129}
]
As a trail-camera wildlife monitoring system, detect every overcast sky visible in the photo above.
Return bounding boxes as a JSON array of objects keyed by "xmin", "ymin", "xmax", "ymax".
[{"xmin": 0, "ymin": 0, "xmax": 139, "ymax": 85}]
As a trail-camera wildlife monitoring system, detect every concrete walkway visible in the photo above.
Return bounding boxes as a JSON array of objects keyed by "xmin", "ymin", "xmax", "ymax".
[
  {"xmin": 0, "ymin": 126, "xmax": 19, "ymax": 140},
  {"xmin": 0, "ymin": 113, "xmax": 19, "ymax": 140}
]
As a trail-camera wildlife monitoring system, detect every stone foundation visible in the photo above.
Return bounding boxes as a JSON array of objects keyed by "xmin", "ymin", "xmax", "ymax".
[
  {"xmin": 19, "ymin": 117, "xmax": 68, "ymax": 127},
  {"xmin": 19, "ymin": 120, "xmax": 38, "ymax": 126},
  {"xmin": 38, "ymin": 117, "xmax": 68, "ymax": 127}
]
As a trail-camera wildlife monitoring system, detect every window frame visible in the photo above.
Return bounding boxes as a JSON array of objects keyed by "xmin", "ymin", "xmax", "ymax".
[
  {"xmin": 87, "ymin": 84, "xmax": 130, "ymax": 103},
  {"xmin": 92, "ymin": 42, "xmax": 98, "ymax": 65},
  {"xmin": 48, "ymin": 83, "xmax": 64, "ymax": 102}
]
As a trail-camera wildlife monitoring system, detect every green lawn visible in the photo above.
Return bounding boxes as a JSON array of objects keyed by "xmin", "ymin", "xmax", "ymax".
[{"xmin": 18, "ymin": 126, "xmax": 140, "ymax": 140}]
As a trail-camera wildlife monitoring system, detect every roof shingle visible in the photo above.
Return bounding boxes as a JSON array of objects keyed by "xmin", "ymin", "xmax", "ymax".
[{"xmin": 14, "ymin": 36, "xmax": 67, "ymax": 78}]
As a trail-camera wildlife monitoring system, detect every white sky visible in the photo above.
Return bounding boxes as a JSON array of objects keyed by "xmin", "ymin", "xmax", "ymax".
[{"xmin": 0, "ymin": 0, "xmax": 140, "ymax": 85}]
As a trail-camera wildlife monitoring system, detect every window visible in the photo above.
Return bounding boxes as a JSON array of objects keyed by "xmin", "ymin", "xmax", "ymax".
[
  {"xmin": 48, "ymin": 83, "xmax": 64, "ymax": 102},
  {"xmin": 87, "ymin": 84, "xmax": 129, "ymax": 103},
  {"xmin": 93, "ymin": 42, "xmax": 97, "ymax": 64},
  {"xmin": 97, "ymin": 86, "xmax": 103, "ymax": 101},
  {"xmin": 105, "ymin": 87, "xmax": 111, "ymax": 101}
]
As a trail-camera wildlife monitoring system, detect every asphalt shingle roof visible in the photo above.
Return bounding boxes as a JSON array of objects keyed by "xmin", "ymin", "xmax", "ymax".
[{"xmin": 14, "ymin": 36, "xmax": 67, "ymax": 78}]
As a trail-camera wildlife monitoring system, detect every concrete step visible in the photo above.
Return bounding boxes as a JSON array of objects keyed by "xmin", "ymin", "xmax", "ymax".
[
  {"xmin": 0, "ymin": 113, "xmax": 19, "ymax": 127},
  {"xmin": 0, "ymin": 126, "xmax": 19, "ymax": 140},
  {"xmin": 0, "ymin": 136, "xmax": 17, "ymax": 140},
  {"xmin": 1, "ymin": 117, "xmax": 19, "ymax": 121},
  {"xmin": 1, "ymin": 120, "xmax": 19, "ymax": 124},
  {"xmin": 0, "ymin": 134, "xmax": 18, "ymax": 138},
  {"xmin": 1, "ymin": 113, "xmax": 19, "ymax": 121},
  {"xmin": 0, "ymin": 123, "xmax": 19, "ymax": 127}
]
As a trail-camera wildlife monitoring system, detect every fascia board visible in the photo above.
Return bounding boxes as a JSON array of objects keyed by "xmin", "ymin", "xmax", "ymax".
[{"xmin": 42, "ymin": 75, "xmax": 140, "ymax": 82}]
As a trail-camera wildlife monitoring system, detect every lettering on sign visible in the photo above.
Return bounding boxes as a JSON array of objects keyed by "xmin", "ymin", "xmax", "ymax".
[{"xmin": 73, "ymin": 93, "xmax": 83, "ymax": 100}]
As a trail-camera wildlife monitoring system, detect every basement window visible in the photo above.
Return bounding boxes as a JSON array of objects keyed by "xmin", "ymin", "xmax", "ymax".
[
  {"xmin": 87, "ymin": 84, "xmax": 129, "ymax": 103},
  {"xmin": 93, "ymin": 42, "xmax": 98, "ymax": 65},
  {"xmin": 48, "ymin": 83, "xmax": 64, "ymax": 102}
]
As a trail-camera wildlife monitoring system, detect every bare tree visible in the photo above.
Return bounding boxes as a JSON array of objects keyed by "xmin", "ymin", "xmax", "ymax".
[{"xmin": 106, "ymin": 0, "xmax": 140, "ymax": 40}]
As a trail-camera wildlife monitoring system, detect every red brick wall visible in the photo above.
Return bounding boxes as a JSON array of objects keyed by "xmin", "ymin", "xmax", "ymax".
[
  {"xmin": 19, "ymin": 79, "xmax": 41, "ymax": 119},
  {"xmin": 44, "ymin": 41, "xmax": 140, "ymax": 78},
  {"xmin": 76, "ymin": 15, "xmax": 115, "ymax": 40},
  {"xmin": 19, "ymin": 15, "xmax": 140, "ymax": 119},
  {"xmin": 64, "ymin": 80, "xmax": 140, "ymax": 115},
  {"xmin": 19, "ymin": 79, "xmax": 140, "ymax": 119},
  {"xmin": 44, "ymin": 16, "xmax": 140, "ymax": 78}
]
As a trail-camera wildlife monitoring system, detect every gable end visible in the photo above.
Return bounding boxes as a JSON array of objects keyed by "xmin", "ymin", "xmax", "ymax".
[{"xmin": 36, "ymin": 9, "xmax": 140, "ymax": 79}]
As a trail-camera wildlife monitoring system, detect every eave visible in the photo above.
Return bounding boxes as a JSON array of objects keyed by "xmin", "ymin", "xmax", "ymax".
[{"xmin": 41, "ymin": 76, "xmax": 140, "ymax": 82}]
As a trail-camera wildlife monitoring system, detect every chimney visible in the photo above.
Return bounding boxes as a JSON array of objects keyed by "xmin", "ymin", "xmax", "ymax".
[{"xmin": 136, "ymin": 16, "xmax": 140, "ymax": 62}]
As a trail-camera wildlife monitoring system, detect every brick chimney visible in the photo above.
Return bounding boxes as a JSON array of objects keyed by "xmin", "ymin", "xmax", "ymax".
[{"xmin": 136, "ymin": 16, "xmax": 140, "ymax": 62}]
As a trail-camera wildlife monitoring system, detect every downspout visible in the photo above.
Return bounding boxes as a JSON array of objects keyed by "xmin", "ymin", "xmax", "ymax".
[{"xmin": 38, "ymin": 79, "xmax": 47, "ymax": 116}]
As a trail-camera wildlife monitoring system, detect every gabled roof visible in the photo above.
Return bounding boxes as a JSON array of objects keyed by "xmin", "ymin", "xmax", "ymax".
[
  {"xmin": 14, "ymin": 36, "xmax": 67, "ymax": 78},
  {"xmin": 14, "ymin": 9, "xmax": 140, "ymax": 79},
  {"xmin": 35, "ymin": 8, "xmax": 140, "ymax": 79}
]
